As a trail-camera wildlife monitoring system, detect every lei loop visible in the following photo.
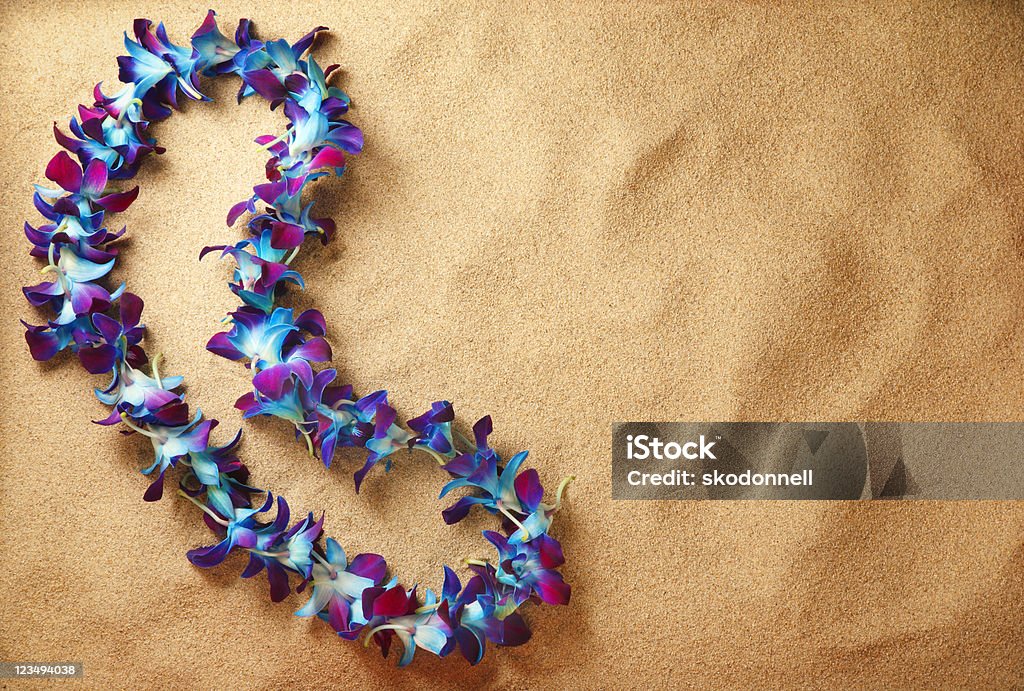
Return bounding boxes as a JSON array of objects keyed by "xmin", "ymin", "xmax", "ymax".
[{"xmin": 22, "ymin": 12, "xmax": 572, "ymax": 667}]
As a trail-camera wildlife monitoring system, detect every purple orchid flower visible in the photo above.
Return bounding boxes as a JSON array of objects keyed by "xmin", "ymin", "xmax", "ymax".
[
  {"xmin": 206, "ymin": 306, "xmax": 330, "ymax": 396},
  {"xmin": 53, "ymin": 107, "xmax": 162, "ymax": 180},
  {"xmin": 442, "ymin": 415, "xmax": 499, "ymax": 480},
  {"xmin": 17, "ymin": 12, "xmax": 577, "ymax": 669},
  {"xmin": 229, "ymin": 181, "xmax": 334, "ymax": 249},
  {"xmin": 439, "ymin": 565, "xmax": 531, "ymax": 665},
  {"xmin": 21, "ymin": 317, "xmax": 89, "ymax": 362},
  {"xmin": 311, "ymin": 390, "xmax": 413, "ymax": 490},
  {"xmin": 206, "ymin": 307, "xmax": 298, "ymax": 368},
  {"xmin": 253, "ymin": 313, "xmax": 331, "ymax": 396},
  {"xmin": 483, "ymin": 530, "xmax": 570, "ymax": 607},
  {"xmin": 222, "ymin": 20, "xmax": 269, "ymax": 101},
  {"xmin": 253, "ymin": 62, "xmax": 360, "ymax": 187},
  {"xmin": 234, "ymin": 368, "xmax": 334, "ymax": 454},
  {"xmin": 379, "ymin": 590, "xmax": 453, "ymax": 668},
  {"xmin": 91, "ymin": 81, "xmax": 144, "ymax": 123},
  {"xmin": 238, "ymin": 27, "xmax": 328, "ymax": 107},
  {"xmin": 185, "ymin": 492, "xmax": 323, "ymax": 602},
  {"xmin": 23, "ymin": 209, "xmax": 123, "ymax": 259},
  {"xmin": 234, "ymin": 375, "xmax": 311, "ymax": 425},
  {"xmin": 434, "ymin": 415, "xmax": 573, "ymax": 541},
  {"xmin": 259, "ymin": 94, "xmax": 360, "ymax": 174},
  {"xmin": 355, "ymin": 404, "xmax": 413, "ymax": 491},
  {"xmin": 186, "ymin": 492, "xmax": 276, "ymax": 569},
  {"xmin": 407, "ymin": 401, "xmax": 457, "ymax": 457},
  {"xmin": 74, "ymin": 292, "xmax": 146, "ymax": 374}
]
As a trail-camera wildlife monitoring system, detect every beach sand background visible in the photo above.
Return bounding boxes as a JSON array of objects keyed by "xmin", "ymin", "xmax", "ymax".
[{"xmin": 1, "ymin": 1, "xmax": 1022, "ymax": 687}]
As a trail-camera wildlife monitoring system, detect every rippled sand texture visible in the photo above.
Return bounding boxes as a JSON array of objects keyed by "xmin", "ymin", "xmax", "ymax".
[{"xmin": 1, "ymin": 2, "xmax": 1022, "ymax": 688}]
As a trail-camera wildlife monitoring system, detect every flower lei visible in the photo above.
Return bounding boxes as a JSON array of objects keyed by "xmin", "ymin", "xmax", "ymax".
[{"xmin": 22, "ymin": 12, "xmax": 572, "ymax": 667}]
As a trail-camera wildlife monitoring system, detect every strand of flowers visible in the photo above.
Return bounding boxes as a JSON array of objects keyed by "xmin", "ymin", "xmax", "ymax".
[{"xmin": 21, "ymin": 13, "xmax": 570, "ymax": 667}]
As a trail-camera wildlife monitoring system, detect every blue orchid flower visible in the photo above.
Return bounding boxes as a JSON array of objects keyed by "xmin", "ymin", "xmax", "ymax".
[
  {"xmin": 442, "ymin": 415, "xmax": 499, "ymax": 479},
  {"xmin": 23, "ymin": 245, "xmax": 123, "ymax": 325},
  {"xmin": 237, "ymin": 497, "xmax": 324, "ymax": 601},
  {"xmin": 201, "ymin": 233, "xmax": 304, "ymax": 313},
  {"xmin": 438, "ymin": 447, "xmax": 530, "ymax": 526},
  {"xmin": 274, "ymin": 510, "xmax": 325, "ymax": 578},
  {"xmin": 225, "ymin": 21, "xmax": 269, "ymax": 101},
  {"xmin": 24, "ymin": 211, "xmax": 121, "ymax": 259},
  {"xmin": 316, "ymin": 398, "xmax": 414, "ymax": 492},
  {"xmin": 190, "ymin": 10, "xmax": 241, "ymax": 76},
  {"xmin": 118, "ymin": 31, "xmax": 174, "ymax": 95},
  {"xmin": 295, "ymin": 538, "xmax": 386, "ymax": 637},
  {"xmin": 354, "ymin": 404, "xmax": 413, "ymax": 491},
  {"xmin": 235, "ymin": 375, "xmax": 310, "ymax": 425},
  {"xmin": 206, "ymin": 307, "xmax": 298, "ymax": 368},
  {"xmin": 442, "ymin": 453, "xmax": 573, "ymax": 543},
  {"xmin": 186, "ymin": 428, "xmax": 243, "ymax": 487},
  {"xmin": 313, "ymin": 386, "xmax": 384, "ymax": 468},
  {"xmin": 94, "ymin": 360, "xmax": 183, "ymax": 426},
  {"xmin": 385, "ymin": 590, "xmax": 453, "ymax": 668},
  {"xmin": 208, "ymin": 307, "xmax": 332, "ymax": 398},
  {"xmin": 298, "ymin": 56, "xmax": 357, "ymax": 126},
  {"xmin": 284, "ymin": 99, "xmax": 329, "ymax": 159},
  {"xmin": 231, "ymin": 180, "xmax": 334, "ymax": 248},
  {"xmin": 117, "ymin": 19, "xmax": 206, "ymax": 120},
  {"xmin": 211, "ymin": 228, "xmax": 290, "ymax": 264},
  {"xmin": 53, "ymin": 111, "xmax": 160, "ymax": 180},
  {"xmin": 121, "ymin": 408, "xmax": 218, "ymax": 502},
  {"xmin": 235, "ymin": 368, "xmax": 334, "ymax": 454},
  {"xmin": 361, "ymin": 585, "xmax": 454, "ymax": 667},
  {"xmin": 178, "ymin": 446, "xmax": 254, "ymax": 520},
  {"xmin": 254, "ymin": 67, "xmax": 361, "ymax": 188},
  {"xmin": 202, "ymin": 469, "xmax": 255, "ymax": 520}
]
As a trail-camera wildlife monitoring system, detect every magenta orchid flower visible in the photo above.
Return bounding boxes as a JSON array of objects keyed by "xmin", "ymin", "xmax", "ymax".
[{"xmin": 34, "ymin": 151, "xmax": 140, "ymax": 216}]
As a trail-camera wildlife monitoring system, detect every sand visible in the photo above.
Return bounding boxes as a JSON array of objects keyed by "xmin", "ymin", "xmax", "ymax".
[{"xmin": 1, "ymin": 1, "xmax": 1022, "ymax": 688}]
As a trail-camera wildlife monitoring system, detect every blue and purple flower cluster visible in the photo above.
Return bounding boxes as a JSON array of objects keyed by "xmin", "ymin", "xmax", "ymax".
[{"xmin": 22, "ymin": 12, "xmax": 571, "ymax": 667}]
